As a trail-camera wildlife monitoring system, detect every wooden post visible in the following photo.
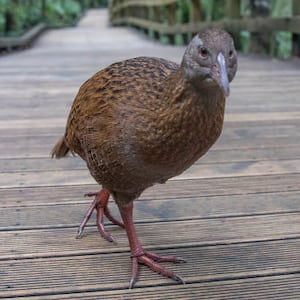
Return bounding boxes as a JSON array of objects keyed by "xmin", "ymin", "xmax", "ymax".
[
  {"xmin": 249, "ymin": 0, "xmax": 271, "ymax": 54},
  {"xmin": 166, "ymin": 3, "xmax": 177, "ymax": 44},
  {"xmin": 41, "ymin": 0, "xmax": 46, "ymax": 20},
  {"xmin": 225, "ymin": 0, "xmax": 241, "ymax": 50},
  {"xmin": 188, "ymin": 0, "xmax": 202, "ymax": 42},
  {"xmin": 292, "ymin": 0, "xmax": 300, "ymax": 57},
  {"xmin": 152, "ymin": 5, "xmax": 161, "ymax": 41},
  {"xmin": 142, "ymin": 6, "xmax": 150, "ymax": 36},
  {"xmin": 189, "ymin": 0, "xmax": 202, "ymax": 25},
  {"xmin": 116, "ymin": 0, "xmax": 122, "ymax": 22},
  {"xmin": 123, "ymin": 0, "xmax": 130, "ymax": 26},
  {"xmin": 108, "ymin": 0, "xmax": 113, "ymax": 23}
]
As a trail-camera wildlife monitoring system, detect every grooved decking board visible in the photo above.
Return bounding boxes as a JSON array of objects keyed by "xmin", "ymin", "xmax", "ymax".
[
  {"xmin": 1, "ymin": 160, "xmax": 299, "ymax": 188},
  {"xmin": 1, "ymin": 134, "xmax": 300, "ymax": 159},
  {"xmin": 0, "ymin": 174, "xmax": 299, "ymax": 207},
  {"xmin": 1, "ymin": 8, "xmax": 300, "ymax": 300},
  {"xmin": 13, "ymin": 274, "xmax": 300, "ymax": 300},
  {"xmin": 1, "ymin": 213, "xmax": 299, "ymax": 260},
  {"xmin": 1, "ymin": 118, "xmax": 299, "ymax": 136},
  {"xmin": 1, "ymin": 239, "xmax": 300, "ymax": 298},
  {"xmin": 0, "ymin": 191, "xmax": 299, "ymax": 230},
  {"xmin": 0, "ymin": 146, "xmax": 299, "ymax": 175}
]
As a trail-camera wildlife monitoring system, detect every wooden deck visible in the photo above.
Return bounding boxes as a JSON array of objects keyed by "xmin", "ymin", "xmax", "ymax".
[{"xmin": 1, "ymin": 9, "xmax": 300, "ymax": 299}]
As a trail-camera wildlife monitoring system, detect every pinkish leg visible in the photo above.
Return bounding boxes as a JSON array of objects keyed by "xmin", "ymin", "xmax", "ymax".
[
  {"xmin": 118, "ymin": 202, "xmax": 186, "ymax": 289},
  {"xmin": 76, "ymin": 188, "xmax": 124, "ymax": 242}
]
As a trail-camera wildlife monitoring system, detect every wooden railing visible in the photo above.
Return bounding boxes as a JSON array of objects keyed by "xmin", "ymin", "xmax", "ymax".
[{"xmin": 109, "ymin": 0, "xmax": 300, "ymax": 57}]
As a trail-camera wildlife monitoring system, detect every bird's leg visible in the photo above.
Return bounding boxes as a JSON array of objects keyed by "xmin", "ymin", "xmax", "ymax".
[
  {"xmin": 76, "ymin": 188, "xmax": 124, "ymax": 242},
  {"xmin": 118, "ymin": 202, "xmax": 186, "ymax": 289}
]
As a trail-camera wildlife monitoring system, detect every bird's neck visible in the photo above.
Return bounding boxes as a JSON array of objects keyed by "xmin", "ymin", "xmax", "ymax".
[
  {"xmin": 163, "ymin": 64, "xmax": 225, "ymax": 112},
  {"xmin": 134, "ymin": 64, "xmax": 226, "ymax": 177},
  {"xmin": 164, "ymin": 63, "xmax": 226, "ymax": 150}
]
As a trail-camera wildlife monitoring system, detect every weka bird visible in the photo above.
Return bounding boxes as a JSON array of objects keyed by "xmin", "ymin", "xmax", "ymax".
[{"xmin": 52, "ymin": 28, "xmax": 237, "ymax": 288}]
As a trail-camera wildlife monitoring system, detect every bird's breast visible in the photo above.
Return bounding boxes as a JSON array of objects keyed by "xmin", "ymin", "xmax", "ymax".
[{"xmin": 129, "ymin": 94, "xmax": 225, "ymax": 181}]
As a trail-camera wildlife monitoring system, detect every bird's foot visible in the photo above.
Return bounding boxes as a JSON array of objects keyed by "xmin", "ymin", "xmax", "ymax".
[
  {"xmin": 76, "ymin": 188, "xmax": 124, "ymax": 242},
  {"xmin": 129, "ymin": 249, "xmax": 186, "ymax": 289}
]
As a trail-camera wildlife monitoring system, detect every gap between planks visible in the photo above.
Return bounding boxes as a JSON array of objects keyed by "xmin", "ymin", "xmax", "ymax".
[{"xmin": 1, "ymin": 239, "xmax": 300, "ymax": 298}]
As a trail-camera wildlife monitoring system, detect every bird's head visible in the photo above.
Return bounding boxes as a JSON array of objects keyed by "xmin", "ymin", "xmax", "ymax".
[{"xmin": 183, "ymin": 28, "xmax": 237, "ymax": 97}]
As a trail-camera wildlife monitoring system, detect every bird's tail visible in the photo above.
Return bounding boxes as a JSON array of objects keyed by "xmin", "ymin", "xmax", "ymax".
[{"xmin": 51, "ymin": 136, "xmax": 70, "ymax": 158}]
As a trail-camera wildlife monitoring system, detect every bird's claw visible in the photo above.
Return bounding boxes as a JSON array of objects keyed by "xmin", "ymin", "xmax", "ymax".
[
  {"xmin": 128, "ymin": 250, "xmax": 186, "ymax": 289},
  {"xmin": 143, "ymin": 250, "xmax": 186, "ymax": 263},
  {"xmin": 84, "ymin": 192, "xmax": 98, "ymax": 198},
  {"xmin": 76, "ymin": 227, "xmax": 84, "ymax": 239},
  {"xmin": 76, "ymin": 189, "xmax": 124, "ymax": 241},
  {"xmin": 171, "ymin": 273, "xmax": 185, "ymax": 284},
  {"xmin": 173, "ymin": 257, "xmax": 187, "ymax": 264},
  {"xmin": 129, "ymin": 278, "xmax": 136, "ymax": 290}
]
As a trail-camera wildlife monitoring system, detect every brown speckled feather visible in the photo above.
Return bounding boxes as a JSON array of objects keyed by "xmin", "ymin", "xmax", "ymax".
[
  {"xmin": 55, "ymin": 57, "xmax": 224, "ymax": 204},
  {"xmin": 52, "ymin": 29, "xmax": 237, "ymax": 205},
  {"xmin": 51, "ymin": 28, "xmax": 237, "ymax": 286}
]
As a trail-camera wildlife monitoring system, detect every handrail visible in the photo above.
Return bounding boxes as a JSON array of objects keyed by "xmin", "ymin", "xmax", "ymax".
[
  {"xmin": 0, "ymin": 23, "xmax": 46, "ymax": 49},
  {"xmin": 110, "ymin": 0, "xmax": 300, "ymax": 57}
]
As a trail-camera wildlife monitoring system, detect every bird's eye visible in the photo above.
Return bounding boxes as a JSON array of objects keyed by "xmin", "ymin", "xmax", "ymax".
[
  {"xmin": 229, "ymin": 50, "xmax": 234, "ymax": 58},
  {"xmin": 199, "ymin": 47, "xmax": 209, "ymax": 59}
]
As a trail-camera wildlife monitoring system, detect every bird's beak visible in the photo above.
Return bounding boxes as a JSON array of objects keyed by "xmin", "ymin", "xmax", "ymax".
[{"xmin": 210, "ymin": 52, "xmax": 230, "ymax": 97}]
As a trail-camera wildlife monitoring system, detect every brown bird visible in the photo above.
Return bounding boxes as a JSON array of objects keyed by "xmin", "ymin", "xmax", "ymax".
[{"xmin": 52, "ymin": 28, "xmax": 237, "ymax": 288}]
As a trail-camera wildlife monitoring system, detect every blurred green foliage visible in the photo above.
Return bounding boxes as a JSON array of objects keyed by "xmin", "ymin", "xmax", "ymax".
[
  {"xmin": 157, "ymin": 0, "xmax": 293, "ymax": 58},
  {"xmin": 0, "ymin": 0, "xmax": 107, "ymax": 37},
  {"xmin": 0, "ymin": 0, "xmax": 295, "ymax": 58},
  {"xmin": 201, "ymin": 0, "xmax": 224, "ymax": 21},
  {"xmin": 177, "ymin": 0, "xmax": 189, "ymax": 23},
  {"xmin": 270, "ymin": 0, "xmax": 292, "ymax": 58},
  {"xmin": 43, "ymin": 0, "xmax": 81, "ymax": 27},
  {"xmin": 192, "ymin": 0, "xmax": 292, "ymax": 58}
]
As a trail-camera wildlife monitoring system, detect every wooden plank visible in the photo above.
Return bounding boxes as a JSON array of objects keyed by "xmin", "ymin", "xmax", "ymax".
[
  {"xmin": 1, "ymin": 117, "xmax": 299, "ymax": 137},
  {"xmin": 1, "ymin": 239, "xmax": 300, "ymax": 297},
  {"xmin": 0, "ymin": 191, "xmax": 299, "ymax": 230},
  {"xmin": 0, "ymin": 133, "xmax": 300, "ymax": 159},
  {"xmin": 1, "ymin": 145, "xmax": 299, "ymax": 172},
  {"xmin": 0, "ymin": 174, "xmax": 298, "ymax": 207},
  {"xmin": 0, "ymin": 102, "xmax": 299, "ymax": 124},
  {"xmin": 0, "ymin": 213, "xmax": 299, "ymax": 260},
  {"xmin": 13, "ymin": 274, "xmax": 300, "ymax": 300},
  {"xmin": 0, "ymin": 159, "xmax": 299, "ymax": 188},
  {"xmin": 1, "ymin": 117, "xmax": 299, "ymax": 139},
  {"xmin": 1, "ymin": 8, "xmax": 300, "ymax": 300}
]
